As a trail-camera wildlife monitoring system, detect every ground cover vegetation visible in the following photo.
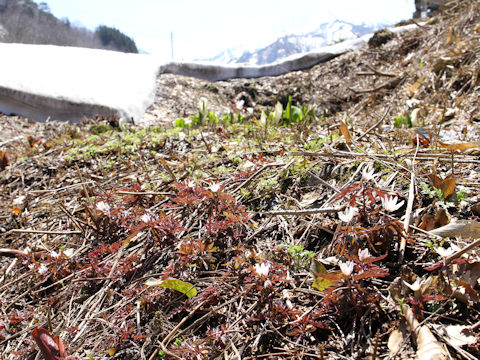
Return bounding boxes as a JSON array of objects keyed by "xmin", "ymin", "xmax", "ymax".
[{"xmin": 1, "ymin": 1, "xmax": 480, "ymax": 359}]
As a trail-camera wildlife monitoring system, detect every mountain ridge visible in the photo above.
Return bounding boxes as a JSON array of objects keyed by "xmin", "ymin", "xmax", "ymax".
[{"xmin": 202, "ymin": 20, "xmax": 387, "ymax": 65}]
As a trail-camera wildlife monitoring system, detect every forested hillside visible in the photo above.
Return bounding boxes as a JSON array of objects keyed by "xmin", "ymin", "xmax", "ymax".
[{"xmin": 0, "ymin": 0, "xmax": 138, "ymax": 53}]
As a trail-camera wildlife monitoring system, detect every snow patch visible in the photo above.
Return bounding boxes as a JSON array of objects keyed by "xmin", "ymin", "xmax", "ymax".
[{"xmin": 0, "ymin": 43, "xmax": 160, "ymax": 122}]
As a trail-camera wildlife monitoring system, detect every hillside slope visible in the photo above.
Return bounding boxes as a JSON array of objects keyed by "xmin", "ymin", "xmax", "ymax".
[
  {"xmin": 0, "ymin": 0, "xmax": 137, "ymax": 52},
  {"xmin": 1, "ymin": 1, "xmax": 480, "ymax": 359}
]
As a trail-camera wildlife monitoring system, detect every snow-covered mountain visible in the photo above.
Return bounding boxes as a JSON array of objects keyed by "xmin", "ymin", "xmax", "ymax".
[{"xmin": 203, "ymin": 20, "xmax": 386, "ymax": 65}]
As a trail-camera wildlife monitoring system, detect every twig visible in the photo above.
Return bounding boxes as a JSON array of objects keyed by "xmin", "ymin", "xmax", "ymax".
[
  {"xmin": 349, "ymin": 77, "xmax": 402, "ymax": 94},
  {"xmin": 261, "ymin": 207, "xmax": 344, "ymax": 216},
  {"xmin": 400, "ymin": 134, "xmax": 419, "ymax": 264},
  {"xmin": 232, "ymin": 162, "xmax": 287, "ymax": 194},
  {"xmin": 5, "ymin": 229, "xmax": 82, "ymax": 235},
  {"xmin": 357, "ymin": 105, "xmax": 391, "ymax": 141},
  {"xmin": 444, "ymin": 238, "xmax": 480, "ymax": 265}
]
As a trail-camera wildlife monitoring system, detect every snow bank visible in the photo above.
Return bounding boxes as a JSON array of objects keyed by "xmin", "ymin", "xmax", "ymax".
[
  {"xmin": 0, "ymin": 24, "xmax": 418, "ymax": 123},
  {"xmin": 0, "ymin": 43, "xmax": 160, "ymax": 122}
]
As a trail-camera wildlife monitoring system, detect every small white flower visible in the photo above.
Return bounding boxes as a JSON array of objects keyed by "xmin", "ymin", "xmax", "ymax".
[
  {"xmin": 38, "ymin": 264, "xmax": 48, "ymax": 275},
  {"xmin": 246, "ymin": 107, "xmax": 254, "ymax": 114},
  {"xmin": 282, "ymin": 289, "xmax": 294, "ymax": 309},
  {"xmin": 381, "ymin": 195, "xmax": 404, "ymax": 212},
  {"xmin": 254, "ymin": 262, "xmax": 271, "ymax": 277},
  {"xmin": 403, "ymin": 277, "xmax": 423, "ymax": 292},
  {"xmin": 339, "ymin": 260, "xmax": 355, "ymax": 277},
  {"xmin": 263, "ymin": 279, "xmax": 273, "ymax": 288},
  {"xmin": 23, "ymin": 247, "xmax": 32, "ymax": 254},
  {"xmin": 435, "ymin": 244, "xmax": 466, "ymax": 258},
  {"xmin": 96, "ymin": 201, "xmax": 111, "ymax": 213},
  {"xmin": 358, "ymin": 248, "xmax": 371, "ymax": 261},
  {"xmin": 50, "ymin": 250, "xmax": 59, "ymax": 258},
  {"xmin": 235, "ymin": 99, "xmax": 245, "ymax": 110},
  {"xmin": 338, "ymin": 207, "xmax": 359, "ymax": 223},
  {"xmin": 209, "ymin": 183, "xmax": 221, "ymax": 193},
  {"xmin": 13, "ymin": 195, "xmax": 26, "ymax": 206},
  {"xmin": 178, "ymin": 132, "xmax": 186, "ymax": 141},
  {"xmin": 140, "ymin": 213, "xmax": 154, "ymax": 224},
  {"xmin": 64, "ymin": 248, "xmax": 74, "ymax": 258},
  {"xmin": 187, "ymin": 180, "xmax": 196, "ymax": 188},
  {"xmin": 362, "ymin": 165, "xmax": 376, "ymax": 182}
]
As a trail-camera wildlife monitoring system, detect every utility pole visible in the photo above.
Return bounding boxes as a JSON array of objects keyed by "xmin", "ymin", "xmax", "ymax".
[{"xmin": 170, "ymin": 31, "xmax": 174, "ymax": 60}]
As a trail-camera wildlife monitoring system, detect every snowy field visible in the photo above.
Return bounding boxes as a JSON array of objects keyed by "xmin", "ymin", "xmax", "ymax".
[{"xmin": 0, "ymin": 24, "xmax": 417, "ymax": 124}]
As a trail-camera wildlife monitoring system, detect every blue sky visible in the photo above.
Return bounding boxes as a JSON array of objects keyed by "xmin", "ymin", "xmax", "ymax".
[{"xmin": 37, "ymin": 0, "xmax": 415, "ymax": 61}]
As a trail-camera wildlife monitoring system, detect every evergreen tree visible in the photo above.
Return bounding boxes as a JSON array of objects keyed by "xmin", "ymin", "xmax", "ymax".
[{"xmin": 95, "ymin": 25, "xmax": 138, "ymax": 53}]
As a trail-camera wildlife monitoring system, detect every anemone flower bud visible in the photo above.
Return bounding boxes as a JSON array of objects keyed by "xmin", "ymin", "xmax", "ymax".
[
  {"xmin": 339, "ymin": 260, "xmax": 355, "ymax": 277},
  {"xmin": 358, "ymin": 248, "xmax": 371, "ymax": 261}
]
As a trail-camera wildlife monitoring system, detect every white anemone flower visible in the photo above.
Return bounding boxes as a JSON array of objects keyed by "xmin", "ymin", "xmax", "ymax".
[
  {"xmin": 235, "ymin": 99, "xmax": 245, "ymax": 110},
  {"xmin": 38, "ymin": 264, "xmax": 48, "ymax": 275},
  {"xmin": 96, "ymin": 201, "xmax": 111, "ymax": 213},
  {"xmin": 358, "ymin": 248, "xmax": 371, "ymax": 262},
  {"xmin": 140, "ymin": 213, "xmax": 154, "ymax": 224},
  {"xmin": 339, "ymin": 260, "xmax": 355, "ymax": 277},
  {"xmin": 403, "ymin": 277, "xmax": 423, "ymax": 292},
  {"xmin": 381, "ymin": 195, "xmax": 404, "ymax": 212},
  {"xmin": 362, "ymin": 165, "xmax": 376, "ymax": 182},
  {"xmin": 64, "ymin": 248, "xmax": 74, "ymax": 258},
  {"xmin": 209, "ymin": 183, "xmax": 221, "ymax": 193},
  {"xmin": 254, "ymin": 262, "xmax": 271, "ymax": 278},
  {"xmin": 338, "ymin": 206, "xmax": 359, "ymax": 223}
]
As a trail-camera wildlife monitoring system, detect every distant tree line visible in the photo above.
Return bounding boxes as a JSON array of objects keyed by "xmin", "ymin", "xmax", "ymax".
[
  {"xmin": 96, "ymin": 25, "xmax": 138, "ymax": 53},
  {"xmin": 0, "ymin": 0, "xmax": 138, "ymax": 53}
]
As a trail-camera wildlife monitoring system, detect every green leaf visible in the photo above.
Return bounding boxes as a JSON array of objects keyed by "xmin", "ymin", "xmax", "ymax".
[
  {"xmin": 145, "ymin": 278, "xmax": 197, "ymax": 298},
  {"xmin": 311, "ymin": 259, "xmax": 335, "ymax": 291},
  {"xmin": 174, "ymin": 118, "xmax": 185, "ymax": 128}
]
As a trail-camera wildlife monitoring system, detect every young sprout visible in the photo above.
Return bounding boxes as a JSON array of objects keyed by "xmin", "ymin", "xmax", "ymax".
[
  {"xmin": 381, "ymin": 195, "xmax": 404, "ymax": 212},
  {"xmin": 338, "ymin": 206, "xmax": 359, "ymax": 223}
]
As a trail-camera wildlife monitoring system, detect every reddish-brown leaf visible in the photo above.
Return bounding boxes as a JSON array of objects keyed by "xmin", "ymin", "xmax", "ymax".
[
  {"xmin": 31, "ymin": 327, "xmax": 65, "ymax": 360},
  {"xmin": 27, "ymin": 136, "xmax": 43, "ymax": 148},
  {"xmin": 11, "ymin": 207, "xmax": 22, "ymax": 215},
  {"xmin": 0, "ymin": 150, "xmax": 9, "ymax": 171},
  {"xmin": 438, "ymin": 141, "xmax": 480, "ymax": 152},
  {"xmin": 428, "ymin": 173, "xmax": 457, "ymax": 198},
  {"xmin": 339, "ymin": 120, "xmax": 352, "ymax": 144}
]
